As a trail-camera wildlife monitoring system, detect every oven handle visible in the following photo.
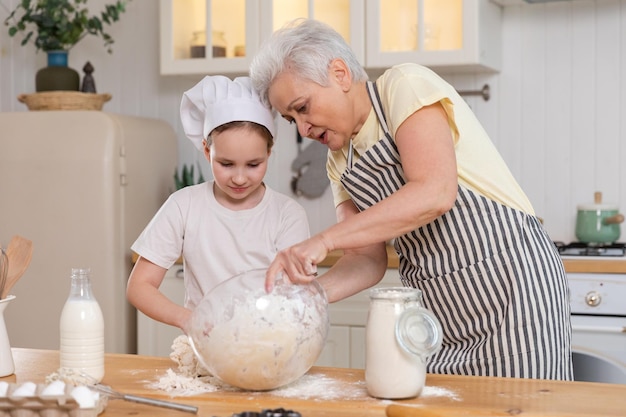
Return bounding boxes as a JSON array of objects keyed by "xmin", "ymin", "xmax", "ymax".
[{"xmin": 572, "ymin": 324, "xmax": 626, "ymax": 334}]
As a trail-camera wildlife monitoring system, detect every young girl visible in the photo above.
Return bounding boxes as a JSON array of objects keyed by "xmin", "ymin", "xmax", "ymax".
[{"xmin": 127, "ymin": 75, "xmax": 310, "ymax": 333}]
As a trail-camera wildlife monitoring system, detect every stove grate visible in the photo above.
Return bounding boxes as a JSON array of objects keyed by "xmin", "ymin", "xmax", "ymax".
[{"xmin": 554, "ymin": 241, "xmax": 626, "ymax": 257}]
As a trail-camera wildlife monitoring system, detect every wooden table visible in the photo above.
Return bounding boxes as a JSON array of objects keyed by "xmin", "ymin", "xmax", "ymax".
[{"xmin": 2, "ymin": 348, "xmax": 626, "ymax": 416}]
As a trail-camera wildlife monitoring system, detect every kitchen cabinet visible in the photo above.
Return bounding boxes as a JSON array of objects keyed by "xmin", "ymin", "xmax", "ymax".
[
  {"xmin": 315, "ymin": 268, "xmax": 402, "ymax": 369},
  {"xmin": 489, "ymin": 0, "xmax": 532, "ymax": 6},
  {"xmin": 159, "ymin": 0, "xmax": 364, "ymax": 75},
  {"xmin": 160, "ymin": 0, "xmax": 500, "ymax": 76},
  {"xmin": 136, "ymin": 265, "xmax": 184, "ymax": 357},
  {"xmin": 159, "ymin": 0, "xmax": 260, "ymax": 75},
  {"xmin": 365, "ymin": 0, "xmax": 501, "ymax": 72}
]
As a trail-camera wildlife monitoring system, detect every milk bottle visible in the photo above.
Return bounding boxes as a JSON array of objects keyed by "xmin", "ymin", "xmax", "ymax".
[
  {"xmin": 365, "ymin": 287, "xmax": 442, "ymax": 399},
  {"xmin": 59, "ymin": 268, "xmax": 104, "ymax": 382}
]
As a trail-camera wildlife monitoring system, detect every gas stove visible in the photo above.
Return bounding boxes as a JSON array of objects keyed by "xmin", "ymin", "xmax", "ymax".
[{"xmin": 554, "ymin": 241, "xmax": 626, "ymax": 257}]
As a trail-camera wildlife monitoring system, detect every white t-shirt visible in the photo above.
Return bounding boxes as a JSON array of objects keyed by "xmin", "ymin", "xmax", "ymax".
[{"xmin": 131, "ymin": 181, "xmax": 310, "ymax": 309}]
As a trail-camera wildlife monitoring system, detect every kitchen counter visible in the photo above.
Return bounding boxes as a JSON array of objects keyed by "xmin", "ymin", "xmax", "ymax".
[
  {"xmin": 4, "ymin": 348, "xmax": 626, "ymax": 416},
  {"xmin": 319, "ymin": 245, "xmax": 399, "ymax": 268},
  {"xmin": 136, "ymin": 247, "xmax": 626, "ymax": 273},
  {"xmin": 561, "ymin": 256, "xmax": 626, "ymax": 273},
  {"xmin": 319, "ymin": 246, "xmax": 626, "ymax": 274}
]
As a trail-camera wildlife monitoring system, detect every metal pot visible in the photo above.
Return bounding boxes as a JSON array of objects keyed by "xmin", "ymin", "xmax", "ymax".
[{"xmin": 575, "ymin": 192, "xmax": 624, "ymax": 244}]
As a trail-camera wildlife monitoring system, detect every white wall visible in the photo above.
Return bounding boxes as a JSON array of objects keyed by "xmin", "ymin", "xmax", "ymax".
[
  {"xmin": 1, "ymin": 0, "xmax": 624, "ymax": 243},
  {"xmin": 493, "ymin": 0, "xmax": 626, "ymax": 243}
]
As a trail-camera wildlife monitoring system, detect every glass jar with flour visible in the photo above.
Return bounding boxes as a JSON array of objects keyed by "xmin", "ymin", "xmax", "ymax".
[{"xmin": 365, "ymin": 287, "xmax": 442, "ymax": 399}]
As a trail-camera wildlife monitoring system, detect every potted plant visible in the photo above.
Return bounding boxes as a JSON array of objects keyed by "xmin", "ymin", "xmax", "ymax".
[
  {"xmin": 174, "ymin": 163, "xmax": 205, "ymax": 190},
  {"xmin": 3, "ymin": 0, "xmax": 130, "ymax": 92}
]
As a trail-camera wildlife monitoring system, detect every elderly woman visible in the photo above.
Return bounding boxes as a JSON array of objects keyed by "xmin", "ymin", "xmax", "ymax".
[{"xmin": 250, "ymin": 19, "xmax": 572, "ymax": 380}]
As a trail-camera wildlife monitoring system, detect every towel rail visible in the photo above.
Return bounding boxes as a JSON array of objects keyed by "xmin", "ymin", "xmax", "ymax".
[{"xmin": 458, "ymin": 84, "xmax": 490, "ymax": 101}]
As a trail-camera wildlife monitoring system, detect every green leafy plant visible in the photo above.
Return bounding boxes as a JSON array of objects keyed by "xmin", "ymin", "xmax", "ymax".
[
  {"xmin": 174, "ymin": 164, "xmax": 205, "ymax": 190},
  {"xmin": 3, "ymin": 0, "xmax": 130, "ymax": 53}
]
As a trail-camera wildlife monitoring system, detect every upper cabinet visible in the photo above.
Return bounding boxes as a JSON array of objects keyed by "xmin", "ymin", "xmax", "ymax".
[
  {"xmin": 160, "ymin": 0, "xmax": 364, "ymax": 75},
  {"xmin": 365, "ymin": 0, "xmax": 501, "ymax": 73},
  {"xmin": 160, "ymin": 0, "xmax": 260, "ymax": 75},
  {"xmin": 159, "ymin": 0, "xmax": 500, "ymax": 76},
  {"xmin": 258, "ymin": 0, "xmax": 365, "ymax": 65}
]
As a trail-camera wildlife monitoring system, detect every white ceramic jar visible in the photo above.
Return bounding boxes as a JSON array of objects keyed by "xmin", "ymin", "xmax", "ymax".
[{"xmin": 365, "ymin": 287, "xmax": 442, "ymax": 399}]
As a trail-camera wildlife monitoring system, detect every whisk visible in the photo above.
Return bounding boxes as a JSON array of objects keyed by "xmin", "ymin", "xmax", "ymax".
[{"xmin": 80, "ymin": 373, "xmax": 198, "ymax": 414}]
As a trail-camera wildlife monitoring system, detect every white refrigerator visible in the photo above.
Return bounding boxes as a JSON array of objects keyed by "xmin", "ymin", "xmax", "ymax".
[{"xmin": 0, "ymin": 111, "xmax": 178, "ymax": 354}]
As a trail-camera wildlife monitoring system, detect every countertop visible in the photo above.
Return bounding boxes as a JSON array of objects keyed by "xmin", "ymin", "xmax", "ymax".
[
  {"xmin": 135, "ymin": 246, "xmax": 626, "ymax": 274},
  {"xmin": 319, "ymin": 246, "xmax": 626, "ymax": 274},
  {"xmin": 4, "ymin": 348, "xmax": 626, "ymax": 416}
]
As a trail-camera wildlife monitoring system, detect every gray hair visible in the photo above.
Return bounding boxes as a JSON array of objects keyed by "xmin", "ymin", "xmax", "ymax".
[{"xmin": 250, "ymin": 19, "xmax": 368, "ymax": 107}]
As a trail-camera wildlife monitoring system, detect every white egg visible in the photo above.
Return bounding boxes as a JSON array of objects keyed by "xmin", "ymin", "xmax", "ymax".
[
  {"xmin": 42, "ymin": 380, "xmax": 66, "ymax": 396},
  {"xmin": 71, "ymin": 385, "xmax": 97, "ymax": 408},
  {"xmin": 12, "ymin": 381, "xmax": 37, "ymax": 397},
  {"xmin": 0, "ymin": 381, "xmax": 8, "ymax": 397}
]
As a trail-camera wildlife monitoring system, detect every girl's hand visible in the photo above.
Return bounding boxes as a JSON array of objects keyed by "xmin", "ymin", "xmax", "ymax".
[{"xmin": 180, "ymin": 308, "xmax": 193, "ymax": 335}]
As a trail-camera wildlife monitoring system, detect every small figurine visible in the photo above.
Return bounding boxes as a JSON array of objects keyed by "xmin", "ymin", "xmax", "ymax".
[{"xmin": 81, "ymin": 61, "xmax": 97, "ymax": 93}]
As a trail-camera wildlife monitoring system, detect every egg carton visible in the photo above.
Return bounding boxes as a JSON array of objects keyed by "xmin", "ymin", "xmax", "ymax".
[{"xmin": 0, "ymin": 382, "xmax": 106, "ymax": 417}]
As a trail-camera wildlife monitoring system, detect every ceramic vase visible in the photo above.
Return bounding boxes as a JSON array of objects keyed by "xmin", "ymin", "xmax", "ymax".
[
  {"xmin": 0, "ymin": 295, "xmax": 16, "ymax": 377},
  {"xmin": 35, "ymin": 50, "xmax": 80, "ymax": 92}
]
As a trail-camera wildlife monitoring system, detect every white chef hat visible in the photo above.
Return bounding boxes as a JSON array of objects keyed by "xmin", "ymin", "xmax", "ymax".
[{"xmin": 180, "ymin": 75, "xmax": 276, "ymax": 151}]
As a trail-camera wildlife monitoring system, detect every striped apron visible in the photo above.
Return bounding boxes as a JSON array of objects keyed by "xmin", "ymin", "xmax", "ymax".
[{"xmin": 339, "ymin": 81, "xmax": 573, "ymax": 380}]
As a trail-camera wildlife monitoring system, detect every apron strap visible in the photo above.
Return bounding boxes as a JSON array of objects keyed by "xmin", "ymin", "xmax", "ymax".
[
  {"xmin": 347, "ymin": 138, "xmax": 354, "ymax": 170},
  {"xmin": 366, "ymin": 81, "xmax": 392, "ymax": 137},
  {"xmin": 348, "ymin": 81, "xmax": 388, "ymax": 170}
]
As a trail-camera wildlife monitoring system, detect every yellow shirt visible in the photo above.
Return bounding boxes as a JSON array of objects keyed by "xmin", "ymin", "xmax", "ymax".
[{"xmin": 327, "ymin": 63, "xmax": 534, "ymax": 215}]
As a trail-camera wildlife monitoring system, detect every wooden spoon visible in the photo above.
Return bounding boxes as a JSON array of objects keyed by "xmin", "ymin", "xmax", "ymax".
[
  {"xmin": 386, "ymin": 404, "xmax": 518, "ymax": 417},
  {"xmin": 2, "ymin": 236, "xmax": 33, "ymax": 299}
]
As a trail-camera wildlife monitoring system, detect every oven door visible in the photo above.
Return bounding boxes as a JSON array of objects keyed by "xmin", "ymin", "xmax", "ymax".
[{"xmin": 571, "ymin": 315, "xmax": 626, "ymax": 384}]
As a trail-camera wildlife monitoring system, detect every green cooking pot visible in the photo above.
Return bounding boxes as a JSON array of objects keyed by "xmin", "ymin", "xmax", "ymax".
[{"xmin": 575, "ymin": 199, "xmax": 624, "ymax": 245}]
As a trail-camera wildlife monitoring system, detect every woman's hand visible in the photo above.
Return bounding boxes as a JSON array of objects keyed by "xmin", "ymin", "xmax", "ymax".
[{"xmin": 265, "ymin": 234, "xmax": 331, "ymax": 292}]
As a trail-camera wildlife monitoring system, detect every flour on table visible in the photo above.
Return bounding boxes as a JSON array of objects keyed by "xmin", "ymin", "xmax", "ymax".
[
  {"xmin": 421, "ymin": 386, "xmax": 460, "ymax": 401},
  {"xmin": 149, "ymin": 335, "xmax": 222, "ymax": 396},
  {"xmin": 46, "ymin": 367, "xmax": 94, "ymax": 385},
  {"xmin": 270, "ymin": 374, "xmax": 366, "ymax": 400},
  {"xmin": 150, "ymin": 335, "xmax": 460, "ymax": 402}
]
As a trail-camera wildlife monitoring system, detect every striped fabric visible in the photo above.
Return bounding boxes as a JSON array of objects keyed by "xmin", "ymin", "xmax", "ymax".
[{"xmin": 338, "ymin": 81, "xmax": 573, "ymax": 380}]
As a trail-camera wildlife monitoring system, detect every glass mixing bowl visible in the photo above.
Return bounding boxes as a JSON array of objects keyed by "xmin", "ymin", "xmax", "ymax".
[{"xmin": 187, "ymin": 268, "xmax": 329, "ymax": 391}]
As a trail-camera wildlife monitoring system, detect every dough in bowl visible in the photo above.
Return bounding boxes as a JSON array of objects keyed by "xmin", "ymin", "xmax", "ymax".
[{"xmin": 187, "ymin": 269, "xmax": 329, "ymax": 390}]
